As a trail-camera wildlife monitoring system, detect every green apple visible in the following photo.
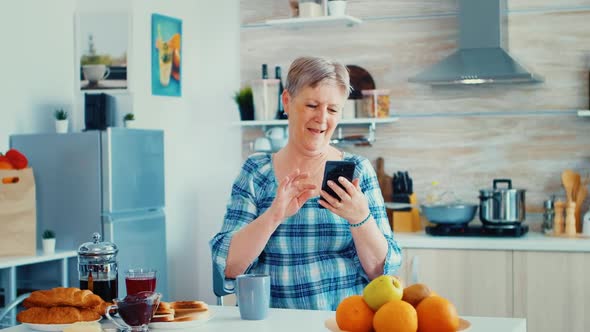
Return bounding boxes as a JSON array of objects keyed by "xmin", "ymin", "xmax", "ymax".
[{"xmin": 362, "ymin": 275, "xmax": 404, "ymax": 311}]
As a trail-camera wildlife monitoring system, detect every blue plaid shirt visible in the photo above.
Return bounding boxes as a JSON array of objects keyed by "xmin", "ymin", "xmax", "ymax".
[{"xmin": 210, "ymin": 152, "xmax": 402, "ymax": 310}]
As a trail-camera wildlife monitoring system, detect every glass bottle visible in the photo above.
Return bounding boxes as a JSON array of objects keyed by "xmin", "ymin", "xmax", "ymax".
[
  {"xmin": 275, "ymin": 66, "xmax": 287, "ymax": 119},
  {"xmin": 261, "ymin": 64, "xmax": 268, "ymax": 79}
]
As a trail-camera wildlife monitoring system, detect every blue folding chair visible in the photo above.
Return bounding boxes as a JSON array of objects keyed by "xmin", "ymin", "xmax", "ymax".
[{"xmin": 212, "ymin": 261, "xmax": 235, "ymax": 306}]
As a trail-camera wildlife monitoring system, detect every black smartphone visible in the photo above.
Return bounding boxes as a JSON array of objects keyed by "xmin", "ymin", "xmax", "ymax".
[{"xmin": 319, "ymin": 161, "xmax": 356, "ymax": 208}]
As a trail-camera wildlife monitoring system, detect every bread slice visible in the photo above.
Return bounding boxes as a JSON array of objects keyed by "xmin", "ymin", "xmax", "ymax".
[
  {"xmin": 170, "ymin": 301, "xmax": 207, "ymax": 310},
  {"xmin": 171, "ymin": 310, "xmax": 210, "ymax": 322},
  {"xmin": 157, "ymin": 301, "xmax": 171, "ymax": 311},
  {"xmin": 155, "ymin": 308, "xmax": 175, "ymax": 316},
  {"xmin": 151, "ymin": 313, "xmax": 175, "ymax": 323}
]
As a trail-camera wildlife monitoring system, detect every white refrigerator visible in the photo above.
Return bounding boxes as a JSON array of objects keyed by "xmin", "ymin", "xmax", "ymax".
[{"xmin": 10, "ymin": 128, "xmax": 168, "ymax": 298}]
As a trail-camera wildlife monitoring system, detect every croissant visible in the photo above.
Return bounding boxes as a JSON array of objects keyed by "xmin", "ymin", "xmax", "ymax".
[
  {"xmin": 17, "ymin": 306, "xmax": 101, "ymax": 324},
  {"xmin": 23, "ymin": 287, "xmax": 103, "ymax": 308}
]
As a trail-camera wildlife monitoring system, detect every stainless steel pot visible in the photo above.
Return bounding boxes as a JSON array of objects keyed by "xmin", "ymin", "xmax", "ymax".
[{"xmin": 479, "ymin": 179, "xmax": 526, "ymax": 226}]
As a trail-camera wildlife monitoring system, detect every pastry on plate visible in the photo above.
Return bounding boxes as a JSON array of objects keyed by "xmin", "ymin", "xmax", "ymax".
[{"xmin": 17, "ymin": 306, "xmax": 101, "ymax": 324}]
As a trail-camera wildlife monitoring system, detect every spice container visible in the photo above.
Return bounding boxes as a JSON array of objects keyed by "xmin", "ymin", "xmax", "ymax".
[
  {"xmin": 359, "ymin": 89, "xmax": 390, "ymax": 118},
  {"xmin": 299, "ymin": 0, "xmax": 323, "ymax": 17},
  {"xmin": 542, "ymin": 199, "xmax": 554, "ymax": 234}
]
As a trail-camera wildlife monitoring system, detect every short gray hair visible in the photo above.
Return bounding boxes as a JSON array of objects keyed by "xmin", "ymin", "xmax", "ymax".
[{"xmin": 285, "ymin": 56, "xmax": 351, "ymax": 99}]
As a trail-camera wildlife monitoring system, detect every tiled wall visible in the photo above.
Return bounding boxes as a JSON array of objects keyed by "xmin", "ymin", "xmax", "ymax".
[{"xmin": 239, "ymin": 0, "xmax": 590, "ymax": 213}]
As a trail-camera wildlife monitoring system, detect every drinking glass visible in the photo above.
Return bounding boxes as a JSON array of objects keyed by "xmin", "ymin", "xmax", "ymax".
[{"xmin": 126, "ymin": 268, "xmax": 157, "ymax": 295}]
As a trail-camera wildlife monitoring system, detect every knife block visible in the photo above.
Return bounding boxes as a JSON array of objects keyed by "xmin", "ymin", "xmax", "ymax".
[{"xmin": 391, "ymin": 193, "xmax": 422, "ymax": 232}]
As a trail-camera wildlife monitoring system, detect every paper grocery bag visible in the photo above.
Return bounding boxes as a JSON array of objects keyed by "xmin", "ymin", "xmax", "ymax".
[{"xmin": 0, "ymin": 168, "xmax": 37, "ymax": 256}]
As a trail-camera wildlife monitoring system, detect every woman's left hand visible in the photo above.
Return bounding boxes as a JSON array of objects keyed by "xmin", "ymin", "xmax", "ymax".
[{"xmin": 319, "ymin": 177, "xmax": 370, "ymax": 224}]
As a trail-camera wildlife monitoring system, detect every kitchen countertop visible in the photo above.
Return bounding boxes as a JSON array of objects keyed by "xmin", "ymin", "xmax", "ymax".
[
  {"xmin": 0, "ymin": 305, "xmax": 527, "ymax": 332},
  {"xmin": 395, "ymin": 231, "xmax": 590, "ymax": 252}
]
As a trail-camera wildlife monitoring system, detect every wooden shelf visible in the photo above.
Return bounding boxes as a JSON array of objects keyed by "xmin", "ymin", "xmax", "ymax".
[
  {"xmin": 265, "ymin": 15, "xmax": 362, "ymax": 28},
  {"xmin": 235, "ymin": 117, "xmax": 398, "ymax": 127},
  {"xmin": 578, "ymin": 110, "xmax": 590, "ymax": 117}
]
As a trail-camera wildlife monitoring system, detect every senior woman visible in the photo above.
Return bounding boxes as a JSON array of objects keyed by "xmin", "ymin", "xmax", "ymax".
[{"xmin": 210, "ymin": 56, "xmax": 402, "ymax": 310}]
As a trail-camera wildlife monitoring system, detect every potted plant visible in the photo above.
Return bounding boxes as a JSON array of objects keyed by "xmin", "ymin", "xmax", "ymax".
[
  {"xmin": 42, "ymin": 229, "xmax": 56, "ymax": 255},
  {"xmin": 123, "ymin": 113, "xmax": 136, "ymax": 128},
  {"xmin": 328, "ymin": 0, "xmax": 347, "ymax": 16},
  {"xmin": 233, "ymin": 86, "xmax": 254, "ymax": 121},
  {"xmin": 54, "ymin": 109, "xmax": 68, "ymax": 133}
]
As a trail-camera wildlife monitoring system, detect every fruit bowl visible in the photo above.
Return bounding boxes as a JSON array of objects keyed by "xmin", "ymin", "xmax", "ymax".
[{"xmin": 324, "ymin": 317, "xmax": 472, "ymax": 332}]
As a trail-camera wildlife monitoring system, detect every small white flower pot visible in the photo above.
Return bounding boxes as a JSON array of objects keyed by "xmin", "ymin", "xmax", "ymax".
[
  {"xmin": 124, "ymin": 120, "xmax": 136, "ymax": 128},
  {"xmin": 328, "ymin": 1, "xmax": 347, "ymax": 16},
  {"xmin": 42, "ymin": 238, "xmax": 56, "ymax": 255},
  {"xmin": 55, "ymin": 120, "xmax": 68, "ymax": 133}
]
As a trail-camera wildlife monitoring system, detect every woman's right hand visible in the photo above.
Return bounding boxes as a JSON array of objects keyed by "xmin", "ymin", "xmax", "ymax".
[{"xmin": 268, "ymin": 169, "xmax": 316, "ymax": 221}]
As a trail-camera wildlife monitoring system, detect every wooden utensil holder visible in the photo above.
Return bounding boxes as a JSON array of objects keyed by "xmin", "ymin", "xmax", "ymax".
[{"xmin": 391, "ymin": 193, "xmax": 421, "ymax": 232}]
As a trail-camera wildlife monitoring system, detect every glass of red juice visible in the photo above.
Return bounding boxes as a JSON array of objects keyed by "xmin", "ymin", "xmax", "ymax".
[{"xmin": 126, "ymin": 268, "xmax": 157, "ymax": 295}]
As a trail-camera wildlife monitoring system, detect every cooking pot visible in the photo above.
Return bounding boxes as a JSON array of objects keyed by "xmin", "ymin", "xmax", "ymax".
[{"xmin": 479, "ymin": 179, "xmax": 526, "ymax": 226}]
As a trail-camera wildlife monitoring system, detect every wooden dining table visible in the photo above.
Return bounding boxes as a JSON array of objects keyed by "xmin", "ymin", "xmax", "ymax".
[{"xmin": 1, "ymin": 305, "xmax": 527, "ymax": 332}]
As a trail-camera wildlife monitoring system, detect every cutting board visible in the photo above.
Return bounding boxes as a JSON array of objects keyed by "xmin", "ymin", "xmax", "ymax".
[{"xmin": 376, "ymin": 157, "xmax": 393, "ymax": 202}]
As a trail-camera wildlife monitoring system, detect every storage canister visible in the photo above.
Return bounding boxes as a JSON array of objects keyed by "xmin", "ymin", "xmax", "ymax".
[{"xmin": 360, "ymin": 89, "xmax": 390, "ymax": 118}]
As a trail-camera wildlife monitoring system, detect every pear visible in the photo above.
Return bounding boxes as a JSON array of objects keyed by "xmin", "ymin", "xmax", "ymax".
[{"xmin": 362, "ymin": 275, "xmax": 404, "ymax": 311}]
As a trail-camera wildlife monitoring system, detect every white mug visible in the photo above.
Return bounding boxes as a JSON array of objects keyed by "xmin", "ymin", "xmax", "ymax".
[
  {"xmin": 253, "ymin": 137, "xmax": 272, "ymax": 152},
  {"xmin": 328, "ymin": 0, "xmax": 347, "ymax": 16},
  {"xmin": 83, "ymin": 64, "xmax": 110, "ymax": 83},
  {"xmin": 265, "ymin": 127, "xmax": 285, "ymax": 140}
]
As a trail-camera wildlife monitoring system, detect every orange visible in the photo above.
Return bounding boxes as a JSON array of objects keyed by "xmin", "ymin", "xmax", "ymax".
[
  {"xmin": 416, "ymin": 296, "xmax": 459, "ymax": 332},
  {"xmin": 373, "ymin": 300, "xmax": 417, "ymax": 332},
  {"xmin": 335, "ymin": 295, "xmax": 374, "ymax": 332},
  {"xmin": 0, "ymin": 157, "xmax": 16, "ymax": 184}
]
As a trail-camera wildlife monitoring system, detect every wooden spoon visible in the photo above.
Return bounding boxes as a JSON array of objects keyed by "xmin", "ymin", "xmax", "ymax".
[
  {"xmin": 572, "ymin": 171, "xmax": 581, "ymax": 202},
  {"xmin": 562, "ymin": 170, "xmax": 577, "ymax": 204},
  {"xmin": 575, "ymin": 185, "xmax": 588, "ymax": 233}
]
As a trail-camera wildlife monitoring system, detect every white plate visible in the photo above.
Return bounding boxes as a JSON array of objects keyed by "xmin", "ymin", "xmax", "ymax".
[
  {"xmin": 23, "ymin": 319, "xmax": 101, "ymax": 332},
  {"xmin": 149, "ymin": 312, "xmax": 213, "ymax": 330}
]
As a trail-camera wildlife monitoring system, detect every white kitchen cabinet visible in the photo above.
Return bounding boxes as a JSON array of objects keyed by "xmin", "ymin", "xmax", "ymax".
[
  {"xmin": 513, "ymin": 251, "xmax": 590, "ymax": 332},
  {"xmin": 399, "ymin": 248, "xmax": 513, "ymax": 317}
]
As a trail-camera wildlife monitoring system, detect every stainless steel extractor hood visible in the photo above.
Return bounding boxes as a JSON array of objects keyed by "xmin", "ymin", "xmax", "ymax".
[{"xmin": 409, "ymin": 0, "xmax": 543, "ymax": 85}]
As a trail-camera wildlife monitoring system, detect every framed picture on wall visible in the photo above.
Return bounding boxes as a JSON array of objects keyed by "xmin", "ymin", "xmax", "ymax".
[
  {"xmin": 151, "ymin": 13, "xmax": 182, "ymax": 97},
  {"xmin": 75, "ymin": 12, "xmax": 130, "ymax": 91}
]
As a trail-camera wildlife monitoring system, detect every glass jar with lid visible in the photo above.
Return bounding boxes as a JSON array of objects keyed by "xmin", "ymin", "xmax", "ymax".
[
  {"xmin": 299, "ymin": 0, "xmax": 323, "ymax": 17},
  {"xmin": 78, "ymin": 232, "xmax": 119, "ymax": 302}
]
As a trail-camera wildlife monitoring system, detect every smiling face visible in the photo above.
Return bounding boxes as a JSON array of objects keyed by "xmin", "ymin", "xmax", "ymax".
[{"xmin": 283, "ymin": 82, "xmax": 347, "ymax": 155}]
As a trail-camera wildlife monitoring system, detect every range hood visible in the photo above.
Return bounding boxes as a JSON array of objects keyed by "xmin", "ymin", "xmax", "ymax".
[{"xmin": 409, "ymin": 0, "xmax": 543, "ymax": 85}]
